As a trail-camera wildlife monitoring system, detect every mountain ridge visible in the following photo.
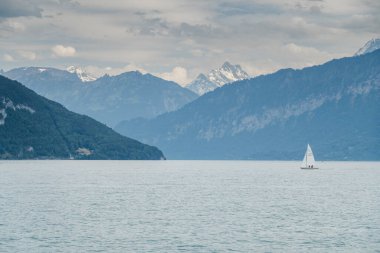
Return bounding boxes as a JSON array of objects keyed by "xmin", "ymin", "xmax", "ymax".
[
  {"xmin": 4, "ymin": 67, "xmax": 198, "ymax": 127},
  {"xmin": 116, "ymin": 49, "xmax": 380, "ymax": 160}
]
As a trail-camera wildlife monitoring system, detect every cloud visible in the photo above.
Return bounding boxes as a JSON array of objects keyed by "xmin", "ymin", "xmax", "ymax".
[
  {"xmin": 284, "ymin": 43, "xmax": 321, "ymax": 55},
  {"xmin": 3, "ymin": 54, "xmax": 14, "ymax": 62},
  {"xmin": 0, "ymin": 0, "xmax": 43, "ymax": 18},
  {"xmin": 157, "ymin": 67, "xmax": 190, "ymax": 86},
  {"xmin": 173, "ymin": 22, "xmax": 222, "ymax": 38},
  {"xmin": 0, "ymin": 20, "xmax": 26, "ymax": 38},
  {"xmin": 51, "ymin": 45, "xmax": 76, "ymax": 57},
  {"xmin": 18, "ymin": 50, "xmax": 37, "ymax": 60},
  {"xmin": 127, "ymin": 12, "xmax": 222, "ymax": 39},
  {"xmin": 0, "ymin": 20, "xmax": 25, "ymax": 32},
  {"xmin": 282, "ymin": 42, "xmax": 333, "ymax": 67},
  {"xmin": 0, "ymin": 0, "xmax": 379, "ymax": 80},
  {"xmin": 216, "ymin": 1, "xmax": 282, "ymax": 16},
  {"xmin": 1, "ymin": 51, "xmax": 37, "ymax": 62}
]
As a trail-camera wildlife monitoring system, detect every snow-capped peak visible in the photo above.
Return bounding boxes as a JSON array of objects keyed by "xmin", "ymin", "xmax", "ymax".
[
  {"xmin": 66, "ymin": 66, "xmax": 96, "ymax": 82},
  {"xmin": 355, "ymin": 38, "xmax": 380, "ymax": 56},
  {"xmin": 186, "ymin": 62, "xmax": 250, "ymax": 95},
  {"xmin": 208, "ymin": 61, "xmax": 249, "ymax": 86}
]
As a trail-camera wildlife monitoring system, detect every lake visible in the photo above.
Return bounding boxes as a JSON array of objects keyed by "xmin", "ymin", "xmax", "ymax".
[{"xmin": 0, "ymin": 161, "xmax": 379, "ymax": 252}]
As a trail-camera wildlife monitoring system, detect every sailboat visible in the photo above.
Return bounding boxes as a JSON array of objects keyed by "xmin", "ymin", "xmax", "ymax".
[{"xmin": 300, "ymin": 144, "xmax": 318, "ymax": 169}]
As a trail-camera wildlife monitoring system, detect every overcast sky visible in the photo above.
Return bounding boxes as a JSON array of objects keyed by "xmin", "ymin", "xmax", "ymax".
[{"xmin": 0, "ymin": 0, "xmax": 379, "ymax": 85}]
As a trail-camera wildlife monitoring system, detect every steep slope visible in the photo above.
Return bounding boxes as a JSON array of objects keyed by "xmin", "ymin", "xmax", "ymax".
[
  {"xmin": 116, "ymin": 50, "xmax": 380, "ymax": 160},
  {"xmin": 4, "ymin": 67, "xmax": 83, "ymax": 108},
  {"xmin": 186, "ymin": 62, "xmax": 250, "ymax": 95},
  {"xmin": 4, "ymin": 68, "xmax": 198, "ymax": 127},
  {"xmin": 0, "ymin": 75, "xmax": 164, "ymax": 160},
  {"xmin": 355, "ymin": 38, "xmax": 380, "ymax": 56},
  {"xmin": 186, "ymin": 74, "xmax": 218, "ymax": 95}
]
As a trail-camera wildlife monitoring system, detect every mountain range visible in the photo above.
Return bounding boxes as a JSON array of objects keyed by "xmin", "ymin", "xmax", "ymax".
[
  {"xmin": 4, "ymin": 68, "xmax": 198, "ymax": 127},
  {"xmin": 186, "ymin": 62, "xmax": 250, "ymax": 95},
  {"xmin": 2, "ymin": 38, "xmax": 379, "ymax": 160},
  {"xmin": 0, "ymin": 75, "xmax": 164, "ymax": 159},
  {"xmin": 115, "ymin": 49, "xmax": 380, "ymax": 160}
]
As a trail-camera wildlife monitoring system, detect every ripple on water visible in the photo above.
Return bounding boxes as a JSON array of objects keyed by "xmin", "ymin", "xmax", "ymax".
[{"xmin": 0, "ymin": 160, "xmax": 379, "ymax": 252}]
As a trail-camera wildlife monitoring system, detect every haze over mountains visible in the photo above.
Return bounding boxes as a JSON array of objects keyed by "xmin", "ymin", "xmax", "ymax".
[
  {"xmin": 186, "ymin": 62, "xmax": 250, "ymax": 95},
  {"xmin": 4, "ymin": 68, "xmax": 198, "ymax": 127},
  {"xmin": 1, "ymin": 38, "xmax": 379, "ymax": 160},
  {"xmin": 116, "ymin": 49, "xmax": 380, "ymax": 160},
  {"xmin": 0, "ymin": 75, "xmax": 164, "ymax": 160}
]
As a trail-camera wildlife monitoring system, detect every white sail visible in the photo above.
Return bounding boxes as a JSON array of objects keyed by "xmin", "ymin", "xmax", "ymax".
[{"xmin": 301, "ymin": 144, "xmax": 317, "ymax": 169}]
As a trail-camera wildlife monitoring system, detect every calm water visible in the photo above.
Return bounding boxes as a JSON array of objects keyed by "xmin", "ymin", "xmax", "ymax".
[{"xmin": 0, "ymin": 161, "xmax": 379, "ymax": 252}]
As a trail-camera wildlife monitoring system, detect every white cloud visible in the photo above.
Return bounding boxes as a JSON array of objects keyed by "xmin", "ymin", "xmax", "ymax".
[
  {"xmin": 1, "ymin": 0, "xmax": 378, "ymax": 79},
  {"xmin": 157, "ymin": 66, "xmax": 190, "ymax": 86},
  {"xmin": 282, "ymin": 42, "xmax": 336, "ymax": 67},
  {"xmin": 18, "ymin": 50, "xmax": 36, "ymax": 60},
  {"xmin": 240, "ymin": 63, "xmax": 277, "ymax": 77},
  {"xmin": 51, "ymin": 45, "xmax": 76, "ymax": 57},
  {"xmin": 284, "ymin": 43, "xmax": 320, "ymax": 55},
  {"xmin": 3, "ymin": 54, "xmax": 14, "ymax": 62},
  {"xmin": 3, "ymin": 20, "xmax": 26, "ymax": 32}
]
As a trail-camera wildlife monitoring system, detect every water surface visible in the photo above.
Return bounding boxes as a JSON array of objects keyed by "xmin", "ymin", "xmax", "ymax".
[{"xmin": 0, "ymin": 161, "xmax": 379, "ymax": 252}]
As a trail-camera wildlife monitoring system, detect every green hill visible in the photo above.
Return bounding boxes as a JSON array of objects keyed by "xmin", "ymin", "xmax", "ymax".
[{"xmin": 0, "ymin": 75, "xmax": 165, "ymax": 160}]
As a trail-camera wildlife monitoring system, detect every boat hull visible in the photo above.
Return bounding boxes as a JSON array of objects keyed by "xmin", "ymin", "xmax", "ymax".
[{"xmin": 300, "ymin": 167, "xmax": 318, "ymax": 169}]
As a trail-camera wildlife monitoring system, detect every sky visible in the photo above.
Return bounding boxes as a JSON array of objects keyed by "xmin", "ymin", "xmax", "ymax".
[{"xmin": 0, "ymin": 0, "xmax": 379, "ymax": 85}]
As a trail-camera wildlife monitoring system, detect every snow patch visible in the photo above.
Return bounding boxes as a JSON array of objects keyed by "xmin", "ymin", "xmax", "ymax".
[
  {"xmin": 15, "ymin": 104, "xmax": 35, "ymax": 113},
  {"xmin": 0, "ymin": 109, "xmax": 7, "ymax": 125},
  {"xmin": 76, "ymin": 147, "xmax": 92, "ymax": 156},
  {"xmin": 0, "ymin": 97, "xmax": 35, "ymax": 125},
  {"xmin": 186, "ymin": 74, "xmax": 218, "ymax": 95},
  {"xmin": 66, "ymin": 66, "xmax": 97, "ymax": 82},
  {"xmin": 355, "ymin": 38, "xmax": 380, "ymax": 56},
  {"xmin": 347, "ymin": 79, "xmax": 379, "ymax": 96}
]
